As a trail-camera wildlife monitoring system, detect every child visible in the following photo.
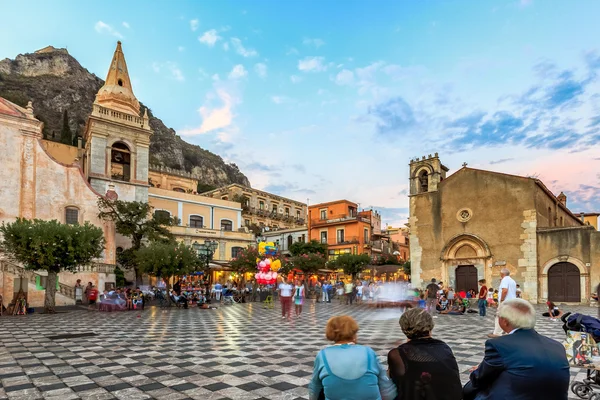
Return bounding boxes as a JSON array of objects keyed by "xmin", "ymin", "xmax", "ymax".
[
  {"xmin": 447, "ymin": 288, "xmax": 455, "ymax": 306},
  {"xmin": 418, "ymin": 293, "xmax": 426, "ymax": 309}
]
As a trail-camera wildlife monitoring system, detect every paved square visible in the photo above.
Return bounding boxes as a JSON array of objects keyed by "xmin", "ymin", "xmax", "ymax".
[{"xmin": 0, "ymin": 301, "xmax": 595, "ymax": 399}]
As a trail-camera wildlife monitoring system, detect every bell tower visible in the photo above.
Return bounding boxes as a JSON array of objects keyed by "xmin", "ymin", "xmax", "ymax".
[
  {"xmin": 83, "ymin": 41, "xmax": 151, "ymax": 202},
  {"xmin": 409, "ymin": 153, "xmax": 448, "ymax": 196}
]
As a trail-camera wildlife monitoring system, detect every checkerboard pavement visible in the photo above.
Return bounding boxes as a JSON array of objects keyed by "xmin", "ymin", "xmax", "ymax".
[{"xmin": 0, "ymin": 301, "xmax": 596, "ymax": 400}]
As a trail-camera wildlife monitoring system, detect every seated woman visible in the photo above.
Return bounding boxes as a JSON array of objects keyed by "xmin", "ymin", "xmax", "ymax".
[
  {"xmin": 542, "ymin": 301, "xmax": 562, "ymax": 319},
  {"xmin": 308, "ymin": 316, "xmax": 397, "ymax": 400},
  {"xmin": 440, "ymin": 296, "xmax": 466, "ymax": 315},
  {"xmin": 388, "ymin": 308, "xmax": 463, "ymax": 400}
]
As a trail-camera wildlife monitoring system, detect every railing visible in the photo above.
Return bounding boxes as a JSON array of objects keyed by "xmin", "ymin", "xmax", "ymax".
[
  {"xmin": 311, "ymin": 213, "xmax": 370, "ymax": 226},
  {"xmin": 93, "ymin": 104, "xmax": 149, "ymax": 129},
  {"xmin": 321, "ymin": 236, "xmax": 360, "ymax": 246}
]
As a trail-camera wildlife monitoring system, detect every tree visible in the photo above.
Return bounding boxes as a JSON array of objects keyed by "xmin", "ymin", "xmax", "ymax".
[
  {"xmin": 114, "ymin": 266, "xmax": 125, "ymax": 287},
  {"xmin": 136, "ymin": 241, "xmax": 199, "ymax": 293},
  {"xmin": 330, "ymin": 253, "xmax": 371, "ymax": 279},
  {"xmin": 289, "ymin": 240, "xmax": 327, "ymax": 257},
  {"xmin": 97, "ymin": 198, "xmax": 179, "ymax": 285},
  {"xmin": 0, "ymin": 219, "xmax": 105, "ymax": 313},
  {"xmin": 288, "ymin": 253, "xmax": 326, "ymax": 283},
  {"xmin": 229, "ymin": 246, "xmax": 260, "ymax": 288},
  {"xmin": 374, "ymin": 253, "xmax": 403, "ymax": 266},
  {"xmin": 403, "ymin": 260, "xmax": 411, "ymax": 277},
  {"xmin": 60, "ymin": 109, "xmax": 72, "ymax": 146}
]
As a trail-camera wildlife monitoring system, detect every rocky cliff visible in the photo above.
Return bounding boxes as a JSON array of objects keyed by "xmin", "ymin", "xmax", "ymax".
[{"xmin": 0, "ymin": 46, "xmax": 250, "ymax": 189}]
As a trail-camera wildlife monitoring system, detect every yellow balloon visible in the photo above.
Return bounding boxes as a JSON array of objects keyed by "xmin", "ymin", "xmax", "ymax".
[
  {"xmin": 256, "ymin": 258, "xmax": 260, "ymax": 264},
  {"xmin": 271, "ymin": 259, "xmax": 281, "ymax": 272},
  {"xmin": 267, "ymin": 241, "xmax": 275, "ymax": 248},
  {"xmin": 258, "ymin": 242, "xmax": 266, "ymax": 255}
]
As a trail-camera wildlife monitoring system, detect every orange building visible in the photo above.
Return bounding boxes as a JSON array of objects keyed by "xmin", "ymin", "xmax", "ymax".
[
  {"xmin": 308, "ymin": 200, "xmax": 388, "ymax": 260},
  {"xmin": 383, "ymin": 225, "xmax": 410, "ymax": 261}
]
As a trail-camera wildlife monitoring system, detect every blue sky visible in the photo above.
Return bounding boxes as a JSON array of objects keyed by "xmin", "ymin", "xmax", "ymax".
[{"xmin": 1, "ymin": 0, "xmax": 599, "ymax": 226}]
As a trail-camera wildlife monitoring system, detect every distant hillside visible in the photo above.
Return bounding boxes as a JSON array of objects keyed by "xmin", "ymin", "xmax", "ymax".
[{"xmin": 0, "ymin": 46, "xmax": 250, "ymax": 188}]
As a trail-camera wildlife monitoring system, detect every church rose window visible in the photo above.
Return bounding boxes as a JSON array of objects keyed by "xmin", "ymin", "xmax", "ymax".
[{"xmin": 456, "ymin": 208, "xmax": 473, "ymax": 223}]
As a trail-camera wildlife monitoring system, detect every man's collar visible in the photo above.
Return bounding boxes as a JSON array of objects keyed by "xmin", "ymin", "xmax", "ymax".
[{"xmin": 508, "ymin": 328, "xmax": 520, "ymax": 335}]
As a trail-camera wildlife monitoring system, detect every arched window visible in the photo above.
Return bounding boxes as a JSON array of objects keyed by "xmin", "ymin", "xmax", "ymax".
[
  {"xmin": 221, "ymin": 219, "xmax": 233, "ymax": 231},
  {"xmin": 110, "ymin": 142, "xmax": 131, "ymax": 182},
  {"xmin": 231, "ymin": 247, "xmax": 243, "ymax": 259},
  {"xmin": 65, "ymin": 207, "xmax": 79, "ymax": 225},
  {"xmin": 189, "ymin": 215, "xmax": 204, "ymax": 228},
  {"xmin": 259, "ymin": 200, "xmax": 265, "ymax": 210},
  {"xmin": 287, "ymin": 235, "xmax": 293, "ymax": 249},
  {"xmin": 419, "ymin": 170, "xmax": 429, "ymax": 193},
  {"xmin": 154, "ymin": 210, "xmax": 171, "ymax": 221},
  {"xmin": 173, "ymin": 187, "xmax": 185, "ymax": 193}
]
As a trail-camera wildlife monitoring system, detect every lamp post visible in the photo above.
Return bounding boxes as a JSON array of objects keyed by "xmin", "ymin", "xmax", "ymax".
[{"xmin": 193, "ymin": 240, "xmax": 218, "ymax": 284}]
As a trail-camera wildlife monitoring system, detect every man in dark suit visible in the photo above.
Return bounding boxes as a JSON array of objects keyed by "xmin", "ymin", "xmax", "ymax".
[{"xmin": 463, "ymin": 298, "xmax": 570, "ymax": 400}]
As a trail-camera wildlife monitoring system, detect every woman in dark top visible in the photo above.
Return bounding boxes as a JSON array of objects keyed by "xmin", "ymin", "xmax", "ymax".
[{"xmin": 387, "ymin": 308, "xmax": 462, "ymax": 400}]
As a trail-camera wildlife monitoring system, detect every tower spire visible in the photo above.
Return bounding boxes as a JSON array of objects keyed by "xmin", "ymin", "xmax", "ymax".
[{"xmin": 94, "ymin": 41, "xmax": 140, "ymax": 115}]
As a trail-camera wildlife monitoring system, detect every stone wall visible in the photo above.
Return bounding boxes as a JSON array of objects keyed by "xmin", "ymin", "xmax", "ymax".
[{"xmin": 519, "ymin": 210, "xmax": 538, "ymax": 301}]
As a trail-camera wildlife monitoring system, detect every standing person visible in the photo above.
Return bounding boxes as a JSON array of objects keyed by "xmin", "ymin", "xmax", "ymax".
[
  {"xmin": 356, "ymin": 281, "xmax": 363, "ymax": 305},
  {"xmin": 214, "ymin": 281, "xmax": 223, "ymax": 302},
  {"xmin": 447, "ymin": 287, "xmax": 455, "ymax": 307},
  {"xmin": 322, "ymin": 281, "xmax": 330, "ymax": 303},
  {"xmin": 315, "ymin": 281, "xmax": 322, "ymax": 303},
  {"xmin": 173, "ymin": 279, "xmax": 182, "ymax": 296},
  {"xmin": 344, "ymin": 279, "xmax": 355, "ymax": 305},
  {"xmin": 516, "ymin": 284, "xmax": 522, "ymax": 298},
  {"xmin": 425, "ymin": 278, "xmax": 439, "ymax": 316},
  {"xmin": 87, "ymin": 285, "xmax": 99, "ymax": 310},
  {"xmin": 478, "ymin": 279, "xmax": 488, "ymax": 317},
  {"xmin": 74, "ymin": 279, "xmax": 84, "ymax": 304},
  {"xmin": 83, "ymin": 281, "xmax": 93, "ymax": 305},
  {"xmin": 279, "ymin": 277, "xmax": 293, "ymax": 320},
  {"xmin": 293, "ymin": 279, "xmax": 305, "ymax": 316},
  {"xmin": 488, "ymin": 268, "xmax": 517, "ymax": 338}
]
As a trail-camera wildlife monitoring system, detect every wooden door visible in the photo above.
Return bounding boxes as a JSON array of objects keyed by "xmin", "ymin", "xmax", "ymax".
[
  {"xmin": 548, "ymin": 262, "xmax": 580, "ymax": 302},
  {"xmin": 455, "ymin": 265, "xmax": 478, "ymax": 292}
]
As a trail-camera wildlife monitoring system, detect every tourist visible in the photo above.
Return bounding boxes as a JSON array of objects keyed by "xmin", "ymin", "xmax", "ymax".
[
  {"xmin": 315, "ymin": 281, "xmax": 322, "ymax": 303},
  {"xmin": 356, "ymin": 281, "xmax": 363, "ymax": 304},
  {"xmin": 516, "ymin": 284, "xmax": 522, "ymax": 298},
  {"xmin": 173, "ymin": 279, "xmax": 182, "ymax": 295},
  {"xmin": 463, "ymin": 299, "xmax": 569, "ymax": 400},
  {"xmin": 87, "ymin": 285, "xmax": 99, "ymax": 310},
  {"xmin": 489, "ymin": 268, "xmax": 517, "ymax": 338},
  {"xmin": 447, "ymin": 287, "xmax": 455, "ymax": 306},
  {"xmin": 440, "ymin": 295, "xmax": 466, "ymax": 315},
  {"xmin": 74, "ymin": 279, "xmax": 83, "ymax": 304},
  {"xmin": 337, "ymin": 284, "xmax": 344, "ymax": 304},
  {"xmin": 436, "ymin": 295, "xmax": 449, "ymax": 312},
  {"xmin": 478, "ymin": 279, "xmax": 488, "ymax": 317},
  {"xmin": 425, "ymin": 278, "xmax": 439, "ymax": 316},
  {"xmin": 278, "ymin": 277, "xmax": 293, "ymax": 320},
  {"xmin": 214, "ymin": 281, "xmax": 223, "ymax": 302},
  {"xmin": 542, "ymin": 301, "xmax": 563, "ymax": 320},
  {"xmin": 308, "ymin": 316, "xmax": 397, "ymax": 400},
  {"xmin": 344, "ymin": 279, "xmax": 355, "ymax": 305},
  {"xmin": 83, "ymin": 281, "xmax": 93, "ymax": 305},
  {"xmin": 388, "ymin": 308, "xmax": 462, "ymax": 400},
  {"xmin": 293, "ymin": 279, "xmax": 305, "ymax": 317}
]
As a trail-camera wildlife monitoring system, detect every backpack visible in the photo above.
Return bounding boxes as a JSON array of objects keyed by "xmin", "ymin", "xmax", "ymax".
[{"xmin": 563, "ymin": 312, "xmax": 600, "ymax": 341}]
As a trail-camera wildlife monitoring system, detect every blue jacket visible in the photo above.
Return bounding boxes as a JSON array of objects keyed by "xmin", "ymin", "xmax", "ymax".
[
  {"xmin": 308, "ymin": 344, "xmax": 397, "ymax": 400},
  {"xmin": 463, "ymin": 329, "xmax": 569, "ymax": 400}
]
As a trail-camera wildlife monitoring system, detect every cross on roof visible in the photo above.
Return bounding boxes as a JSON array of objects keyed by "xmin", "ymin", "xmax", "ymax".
[{"xmin": 462, "ymin": 162, "xmax": 468, "ymax": 167}]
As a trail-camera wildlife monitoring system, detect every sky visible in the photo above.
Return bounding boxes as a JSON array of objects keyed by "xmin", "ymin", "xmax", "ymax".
[{"xmin": 1, "ymin": 0, "xmax": 599, "ymax": 227}]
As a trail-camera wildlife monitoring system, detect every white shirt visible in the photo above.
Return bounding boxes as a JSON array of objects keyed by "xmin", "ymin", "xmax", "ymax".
[
  {"xmin": 498, "ymin": 276, "xmax": 517, "ymax": 303},
  {"xmin": 279, "ymin": 283, "xmax": 293, "ymax": 297}
]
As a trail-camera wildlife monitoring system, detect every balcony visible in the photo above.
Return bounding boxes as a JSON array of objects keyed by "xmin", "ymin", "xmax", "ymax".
[
  {"xmin": 320, "ymin": 236, "xmax": 360, "ymax": 246},
  {"xmin": 311, "ymin": 213, "xmax": 370, "ymax": 227},
  {"xmin": 170, "ymin": 225, "xmax": 254, "ymax": 241}
]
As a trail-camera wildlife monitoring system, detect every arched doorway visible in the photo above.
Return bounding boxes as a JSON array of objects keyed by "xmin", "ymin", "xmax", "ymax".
[
  {"xmin": 548, "ymin": 262, "xmax": 580, "ymax": 302},
  {"xmin": 455, "ymin": 265, "xmax": 478, "ymax": 292}
]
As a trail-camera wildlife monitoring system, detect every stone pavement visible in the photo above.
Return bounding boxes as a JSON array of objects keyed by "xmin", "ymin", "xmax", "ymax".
[{"xmin": 0, "ymin": 301, "xmax": 596, "ymax": 400}]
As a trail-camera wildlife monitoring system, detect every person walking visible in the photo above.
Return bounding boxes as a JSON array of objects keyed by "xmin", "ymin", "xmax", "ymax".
[
  {"xmin": 315, "ymin": 281, "xmax": 322, "ymax": 303},
  {"xmin": 278, "ymin": 277, "xmax": 293, "ymax": 321},
  {"xmin": 478, "ymin": 279, "xmax": 488, "ymax": 317},
  {"xmin": 293, "ymin": 279, "xmax": 305, "ymax": 316},
  {"xmin": 425, "ymin": 278, "xmax": 439, "ymax": 316},
  {"xmin": 488, "ymin": 268, "xmax": 517, "ymax": 338},
  {"xmin": 322, "ymin": 281, "xmax": 330, "ymax": 303},
  {"xmin": 344, "ymin": 279, "xmax": 355, "ymax": 305}
]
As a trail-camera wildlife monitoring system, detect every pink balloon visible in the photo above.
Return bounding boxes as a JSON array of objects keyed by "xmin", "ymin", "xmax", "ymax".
[
  {"xmin": 266, "ymin": 272, "xmax": 273, "ymax": 281},
  {"xmin": 272, "ymin": 272, "xmax": 278, "ymax": 279},
  {"xmin": 265, "ymin": 258, "xmax": 272, "ymax": 265},
  {"xmin": 259, "ymin": 261, "xmax": 266, "ymax": 268}
]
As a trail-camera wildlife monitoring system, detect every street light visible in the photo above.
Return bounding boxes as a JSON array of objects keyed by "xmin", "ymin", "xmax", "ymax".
[{"xmin": 193, "ymin": 240, "xmax": 218, "ymax": 283}]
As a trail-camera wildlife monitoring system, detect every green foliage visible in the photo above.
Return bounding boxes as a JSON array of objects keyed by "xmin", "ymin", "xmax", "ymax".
[
  {"xmin": 403, "ymin": 260, "xmax": 411, "ymax": 276},
  {"xmin": 288, "ymin": 253, "xmax": 325, "ymax": 277},
  {"xmin": 136, "ymin": 241, "xmax": 199, "ymax": 290},
  {"xmin": 374, "ymin": 253, "xmax": 403, "ymax": 266},
  {"xmin": 197, "ymin": 182, "xmax": 217, "ymax": 193},
  {"xmin": 60, "ymin": 109, "xmax": 72, "ymax": 145},
  {"xmin": 330, "ymin": 253, "xmax": 371, "ymax": 278},
  {"xmin": 114, "ymin": 266, "xmax": 125, "ymax": 287},
  {"xmin": 289, "ymin": 240, "xmax": 327, "ymax": 257},
  {"xmin": 0, "ymin": 218, "xmax": 105, "ymax": 312},
  {"xmin": 229, "ymin": 246, "xmax": 260, "ymax": 275}
]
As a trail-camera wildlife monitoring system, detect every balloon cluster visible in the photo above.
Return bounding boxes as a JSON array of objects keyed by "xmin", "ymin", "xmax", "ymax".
[{"xmin": 255, "ymin": 241, "xmax": 282, "ymax": 285}]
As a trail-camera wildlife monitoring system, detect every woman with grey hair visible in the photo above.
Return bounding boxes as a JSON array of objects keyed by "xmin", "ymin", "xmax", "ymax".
[{"xmin": 388, "ymin": 308, "xmax": 462, "ymax": 400}]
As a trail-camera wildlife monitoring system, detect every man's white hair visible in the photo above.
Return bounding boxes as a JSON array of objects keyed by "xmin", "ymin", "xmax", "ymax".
[
  {"xmin": 500, "ymin": 268, "xmax": 510, "ymax": 276},
  {"xmin": 498, "ymin": 298, "xmax": 536, "ymax": 329}
]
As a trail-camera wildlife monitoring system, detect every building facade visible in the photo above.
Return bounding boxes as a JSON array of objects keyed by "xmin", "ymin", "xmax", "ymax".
[
  {"xmin": 383, "ymin": 226, "xmax": 410, "ymax": 261},
  {"xmin": 202, "ymin": 183, "xmax": 307, "ymax": 231},
  {"xmin": 262, "ymin": 227, "xmax": 308, "ymax": 256},
  {"xmin": 307, "ymin": 200, "xmax": 388, "ymax": 260},
  {"xmin": 408, "ymin": 153, "xmax": 600, "ymax": 304}
]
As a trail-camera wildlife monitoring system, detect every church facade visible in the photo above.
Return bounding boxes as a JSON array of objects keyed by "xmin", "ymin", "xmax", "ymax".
[
  {"xmin": 409, "ymin": 154, "xmax": 600, "ymax": 304},
  {"xmin": 0, "ymin": 42, "xmax": 254, "ymax": 308}
]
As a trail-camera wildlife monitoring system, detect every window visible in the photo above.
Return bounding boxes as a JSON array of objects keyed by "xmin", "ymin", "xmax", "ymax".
[
  {"xmin": 287, "ymin": 235, "xmax": 293, "ymax": 249},
  {"xmin": 244, "ymin": 219, "xmax": 250, "ymax": 226},
  {"xmin": 221, "ymin": 195, "xmax": 228, "ymax": 200},
  {"xmin": 301, "ymin": 234, "xmax": 306, "ymax": 242},
  {"xmin": 419, "ymin": 170, "xmax": 429, "ymax": 193},
  {"xmin": 320, "ymin": 209, "xmax": 327, "ymax": 220},
  {"xmin": 320, "ymin": 231, "xmax": 328, "ymax": 244},
  {"xmin": 65, "ymin": 207, "xmax": 79, "ymax": 225},
  {"xmin": 173, "ymin": 187, "xmax": 185, "ymax": 193},
  {"xmin": 231, "ymin": 247, "xmax": 243, "ymax": 259},
  {"xmin": 110, "ymin": 142, "xmax": 131, "ymax": 182},
  {"xmin": 364, "ymin": 228, "xmax": 369, "ymax": 243},
  {"xmin": 154, "ymin": 210, "xmax": 171, "ymax": 221},
  {"xmin": 272, "ymin": 204, "xmax": 278, "ymax": 213},
  {"xmin": 285, "ymin": 207, "xmax": 290, "ymax": 217},
  {"xmin": 297, "ymin": 236, "xmax": 303, "ymax": 242},
  {"xmin": 337, "ymin": 229, "xmax": 345, "ymax": 244},
  {"xmin": 297, "ymin": 210, "xmax": 301, "ymax": 219},
  {"xmin": 221, "ymin": 220, "xmax": 233, "ymax": 231},
  {"xmin": 328, "ymin": 248, "xmax": 351, "ymax": 261},
  {"xmin": 259, "ymin": 201, "xmax": 265, "ymax": 210},
  {"xmin": 189, "ymin": 215, "xmax": 204, "ymax": 228}
]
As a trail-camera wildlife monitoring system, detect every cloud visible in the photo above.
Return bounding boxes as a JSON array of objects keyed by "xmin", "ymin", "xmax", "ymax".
[
  {"xmin": 519, "ymin": 0, "xmax": 533, "ymax": 7},
  {"xmin": 198, "ymin": 68, "xmax": 209, "ymax": 80},
  {"xmin": 292, "ymin": 164, "xmax": 306, "ymax": 173},
  {"xmin": 254, "ymin": 63, "xmax": 267, "ymax": 79},
  {"xmin": 334, "ymin": 69, "xmax": 354, "ymax": 85},
  {"xmin": 245, "ymin": 162, "xmax": 281, "ymax": 172},
  {"xmin": 298, "ymin": 56, "xmax": 327, "ymax": 72},
  {"xmin": 489, "ymin": 158, "xmax": 515, "ymax": 165},
  {"xmin": 566, "ymin": 184, "xmax": 600, "ymax": 212},
  {"xmin": 263, "ymin": 182, "xmax": 316, "ymax": 196},
  {"xmin": 368, "ymin": 97, "xmax": 416, "ymax": 136},
  {"xmin": 122, "ymin": 22, "xmax": 130, "ymax": 29},
  {"xmin": 178, "ymin": 46, "xmax": 185, "ymax": 52},
  {"xmin": 223, "ymin": 42, "xmax": 229, "ymax": 51},
  {"xmin": 151, "ymin": 62, "xmax": 185, "ymax": 81},
  {"xmin": 286, "ymin": 47, "xmax": 299, "ymax": 56},
  {"xmin": 228, "ymin": 64, "xmax": 247, "ymax": 80},
  {"xmin": 271, "ymin": 96, "xmax": 292, "ymax": 104},
  {"xmin": 181, "ymin": 88, "xmax": 237, "ymax": 136},
  {"xmin": 290, "ymin": 75, "xmax": 302, "ymax": 84},
  {"xmin": 94, "ymin": 21, "xmax": 123, "ymax": 39},
  {"xmin": 303, "ymin": 37, "xmax": 325, "ymax": 48},
  {"xmin": 231, "ymin": 37, "xmax": 258, "ymax": 57},
  {"xmin": 190, "ymin": 19, "xmax": 199, "ymax": 31},
  {"xmin": 198, "ymin": 29, "xmax": 221, "ymax": 46}
]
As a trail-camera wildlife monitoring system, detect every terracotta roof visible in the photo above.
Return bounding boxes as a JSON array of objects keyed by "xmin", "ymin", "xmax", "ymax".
[{"xmin": 0, "ymin": 97, "xmax": 26, "ymax": 117}]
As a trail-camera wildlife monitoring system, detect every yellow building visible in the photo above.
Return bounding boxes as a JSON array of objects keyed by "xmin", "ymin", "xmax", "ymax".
[
  {"xmin": 582, "ymin": 213, "xmax": 599, "ymax": 230},
  {"xmin": 202, "ymin": 183, "xmax": 307, "ymax": 231}
]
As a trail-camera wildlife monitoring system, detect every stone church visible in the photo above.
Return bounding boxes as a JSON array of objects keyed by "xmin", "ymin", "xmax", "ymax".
[{"xmin": 408, "ymin": 154, "xmax": 600, "ymax": 304}]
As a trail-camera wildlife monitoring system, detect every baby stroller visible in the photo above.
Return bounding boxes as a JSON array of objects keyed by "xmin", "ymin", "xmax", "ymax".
[{"xmin": 563, "ymin": 312, "xmax": 600, "ymax": 399}]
